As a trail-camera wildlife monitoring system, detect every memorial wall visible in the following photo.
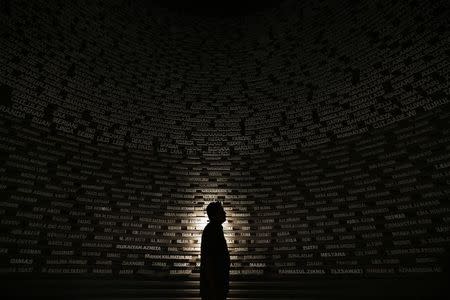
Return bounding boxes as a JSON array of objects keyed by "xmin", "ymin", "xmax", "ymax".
[{"xmin": 0, "ymin": 0, "xmax": 449, "ymax": 280}]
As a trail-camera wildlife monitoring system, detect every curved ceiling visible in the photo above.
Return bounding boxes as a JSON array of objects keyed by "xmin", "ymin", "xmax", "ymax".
[{"xmin": 2, "ymin": 0, "xmax": 448, "ymax": 156}]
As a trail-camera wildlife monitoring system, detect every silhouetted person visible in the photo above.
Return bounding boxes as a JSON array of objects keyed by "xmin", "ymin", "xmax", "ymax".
[{"xmin": 200, "ymin": 201, "xmax": 230, "ymax": 300}]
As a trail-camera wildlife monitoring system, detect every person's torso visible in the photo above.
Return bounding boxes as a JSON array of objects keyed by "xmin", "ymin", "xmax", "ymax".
[{"xmin": 201, "ymin": 223, "xmax": 230, "ymax": 272}]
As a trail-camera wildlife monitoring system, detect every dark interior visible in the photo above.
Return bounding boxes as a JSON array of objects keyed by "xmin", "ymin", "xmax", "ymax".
[{"xmin": 0, "ymin": 0, "xmax": 449, "ymax": 299}]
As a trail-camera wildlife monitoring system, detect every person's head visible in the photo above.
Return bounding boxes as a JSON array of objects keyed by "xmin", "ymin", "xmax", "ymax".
[{"xmin": 206, "ymin": 201, "xmax": 226, "ymax": 224}]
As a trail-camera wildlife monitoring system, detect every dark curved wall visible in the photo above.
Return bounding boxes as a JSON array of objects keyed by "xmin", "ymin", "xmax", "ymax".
[{"xmin": 0, "ymin": 0, "xmax": 449, "ymax": 281}]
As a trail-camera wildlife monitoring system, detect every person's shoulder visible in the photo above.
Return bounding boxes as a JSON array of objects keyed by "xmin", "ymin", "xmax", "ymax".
[
  {"xmin": 203, "ymin": 222, "xmax": 212, "ymax": 233},
  {"xmin": 203, "ymin": 222, "xmax": 220, "ymax": 235},
  {"xmin": 202, "ymin": 223, "xmax": 213, "ymax": 240}
]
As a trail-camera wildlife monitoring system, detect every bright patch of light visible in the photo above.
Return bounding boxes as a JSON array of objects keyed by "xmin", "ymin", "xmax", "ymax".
[
  {"xmin": 197, "ymin": 216, "xmax": 209, "ymax": 229},
  {"xmin": 222, "ymin": 219, "xmax": 230, "ymax": 231}
]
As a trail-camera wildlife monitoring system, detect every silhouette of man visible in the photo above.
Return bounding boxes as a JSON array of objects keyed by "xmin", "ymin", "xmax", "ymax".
[{"xmin": 200, "ymin": 201, "xmax": 230, "ymax": 300}]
